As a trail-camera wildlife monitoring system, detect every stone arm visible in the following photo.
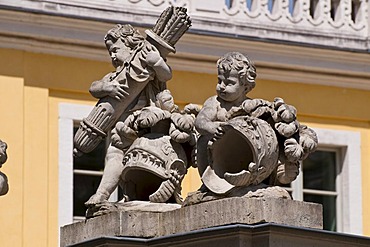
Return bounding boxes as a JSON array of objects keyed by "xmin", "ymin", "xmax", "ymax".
[
  {"xmin": 89, "ymin": 73, "xmax": 112, "ymax": 98},
  {"xmin": 143, "ymin": 44, "xmax": 172, "ymax": 82},
  {"xmin": 195, "ymin": 97, "xmax": 223, "ymax": 136}
]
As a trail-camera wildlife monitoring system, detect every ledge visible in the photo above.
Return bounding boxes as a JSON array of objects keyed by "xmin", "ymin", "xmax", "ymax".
[
  {"xmin": 66, "ymin": 223, "xmax": 370, "ymax": 247},
  {"xmin": 60, "ymin": 197, "xmax": 322, "ymax": 246}
]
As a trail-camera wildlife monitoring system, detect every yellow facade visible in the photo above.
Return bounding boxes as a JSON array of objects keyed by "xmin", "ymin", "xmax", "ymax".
[{"xmin": 0, "ymin": 43, "xmax": 369, "ymax": 246}]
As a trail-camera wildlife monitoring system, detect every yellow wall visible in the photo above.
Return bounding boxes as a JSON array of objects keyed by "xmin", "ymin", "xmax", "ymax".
[
  {"xmin": 0, "ymin": 48, "xmax": 106, "ymax": 247},
  {"xmin": 0, "ymin": 48, "xmax": 369, "ymax": 246},
  {"xmin": 0, "ymin": 75, "xmax": 24, "ymax": 246}
]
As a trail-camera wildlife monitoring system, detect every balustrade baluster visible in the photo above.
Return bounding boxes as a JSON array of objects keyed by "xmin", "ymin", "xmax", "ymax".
[
  {"xmin": 351, "ymin": 0, "xmax": 362, "ymax": 24},
  {"xmin": 310, "ymin": 0, "xmax": 321, "ymax": 19},
  {"xmin": 330, "ymin": 0, "xmax": 341, "ymax": 21}
]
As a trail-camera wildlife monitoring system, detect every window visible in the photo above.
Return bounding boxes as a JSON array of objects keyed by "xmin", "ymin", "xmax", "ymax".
[
  {"xmin": 351, "ymin": 0, "xmax": 361, "ymax": 23},
  {"xmin": 310, "ymin": 0, "xmax": 320, "ymax": 19},
  {"xmin": 267, "ymin": 0, "xmax": 275, "ymax": 14},
  {"xmin": 289, "ymin": 128, "xmax": 362, "ymax": 234},
  {"xmin": 288, "ymin": 0, "xmax": 298, "ymax": 17},
  {"xmin": 72, "ymin": 125, "xmax": 108, "ymax": 221},
  {"xmin": 225, "ymin": 0, "xmax": 233, "ymax": 9},
  {"xmin": 330, "ymin": 0, "xmax": 341, "ymax": 21},
  {"xmin": 59, "ymin": 103, "xmax": 119, "ymax": 226},
  {"xmin": 291, "ymin": 149, "xmax": 340, "ymax": 231}
]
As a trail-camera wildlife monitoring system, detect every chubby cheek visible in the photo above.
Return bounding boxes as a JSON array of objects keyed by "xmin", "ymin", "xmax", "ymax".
[
  {"xmin": 228, "ymin": 86, "xmax": 241, "ymax": 95},
  {"xmin": 116, "ymin": 53, "xmax": 127, "ymax": 61},
  {"xmin": 116, "ymin": 54, "xmax": 124, "ymax": 60}
]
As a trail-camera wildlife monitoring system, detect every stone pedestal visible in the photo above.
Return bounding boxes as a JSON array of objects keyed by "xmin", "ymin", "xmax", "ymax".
[{"xmin": 61, "ymin": 197, "xmax": 323, "ymax": 246}]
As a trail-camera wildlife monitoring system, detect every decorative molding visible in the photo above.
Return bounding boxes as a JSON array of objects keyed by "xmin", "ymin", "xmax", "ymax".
[
  {"xmin": 0, "ymin": 0, "xmax": 368, "ymax": 49},
  {"xmin": 0, "ymin": 6, "xmax": 369, "ymax": 91}
]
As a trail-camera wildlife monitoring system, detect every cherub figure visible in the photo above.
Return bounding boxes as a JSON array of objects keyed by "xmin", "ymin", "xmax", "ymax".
[
  {"xmin": 0, "ymin": 140, "xmax": 8, "ymax": 196},
  {"xmin": 76, "ymin": 7, "xmax": 192, "ymax": 212},
  {"xmin": 195, "ymin": 52, "xmax": 256, "ymax": 177},
  {"xmin": 186, "ymin": 52, "xmax": 317, "ymax": 204},
  {"xmin": 85, "ymin": 24, "xmax": 172, "ymax": 205},
  {"xmin": 89, "ymin": 24, "xmax": 172, "ymax": 106}
]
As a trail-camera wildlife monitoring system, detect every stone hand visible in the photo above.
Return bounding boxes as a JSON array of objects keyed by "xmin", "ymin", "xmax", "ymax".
[
  {"xmin": 208, "ymin": 124, "xmax": 226, "ymax": 148},
  {"xmin": 104, "ymin": 80, "xmax": 129, "ymax": 101},
  {"xmin": 142, "ymin": 44, "xmax": 162, "ymax": 67},
  {"xmin": 85, "ymin": 192, "xmax": 109, "ymax": 206},
  {"xmin": 214, "ymin": 125, "xmax": 225, "ymax": 139}
]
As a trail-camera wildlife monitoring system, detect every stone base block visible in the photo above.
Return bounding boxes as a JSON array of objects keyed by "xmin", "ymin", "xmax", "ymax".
[{"xmin": 60, "ymin": 197, "xmax": 322, "ymax": 247}]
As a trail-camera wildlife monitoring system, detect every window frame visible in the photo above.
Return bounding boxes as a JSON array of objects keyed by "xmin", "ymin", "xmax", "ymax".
[
  {"xmin": 292, "ymin": 148, "xmax": 341, "ymax": 231},
  {"xmin": 59, "ymin": 103, "xmax": 118, "ymax": 226},
  {"xmin": 72, "ymin": 124, "xmax": 113, "ymax": 221},
  {"xmin": 291, "ymin": 127, "xmax": 362, "ymax": 234}
]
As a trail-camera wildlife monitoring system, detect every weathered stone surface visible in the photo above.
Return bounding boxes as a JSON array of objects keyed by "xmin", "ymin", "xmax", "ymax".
[
  {"xmin": 60, "ymin": 197, "xmax": 322, "ymax": 247},
  {"xmin": 60, "ymin": 212, "xmax": 121, "ymax": 247},
  {"xmin": 183, "ymin": 185, "xmax": 291, "ymax": 206},
  {"xmin": 86, "ymin": 200, "xmax": 181, "ymax": 218}
]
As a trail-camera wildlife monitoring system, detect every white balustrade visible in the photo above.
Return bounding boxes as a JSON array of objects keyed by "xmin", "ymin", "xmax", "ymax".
[{"xmin": 0, "ymin": 0, "xmax": 368, "ymax": 49}]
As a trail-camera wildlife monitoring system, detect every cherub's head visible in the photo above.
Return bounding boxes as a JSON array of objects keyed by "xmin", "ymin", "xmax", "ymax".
[
  {"xmin": 104, "ymin": 24, "xmax": 144, "ymax": 68},
  {"xmin": 216, "ymin": 52, "xmax": 256, "ymax": 102}
]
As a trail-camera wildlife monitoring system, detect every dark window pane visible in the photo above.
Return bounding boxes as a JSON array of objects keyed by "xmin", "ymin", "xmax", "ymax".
[
  {"xmin": 303, "ymin": 151, "xmax": 336, "ymax": 191},
  {"xmin": 73, "ymin": 174, "xmax": 102, "ymax": 217},
  {"xmin": 118, "ymin": 186, "xmax": 124, "ymax": 201},
  {"xmin": 73, "ymin": 126, "xmax": 106, "ymax": 171},
  {"xmin": 304, "ymin": 194, "xmax": 336, "ymax": 231}
]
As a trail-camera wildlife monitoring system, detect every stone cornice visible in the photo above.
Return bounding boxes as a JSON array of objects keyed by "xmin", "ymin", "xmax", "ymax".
[
  {"xmin": 0, "ymin": 8, "xmax": 369, "ymax": 91},
  {"xmin": 1, "ymin": 0, "xmax": 368, "ymax": 50}
]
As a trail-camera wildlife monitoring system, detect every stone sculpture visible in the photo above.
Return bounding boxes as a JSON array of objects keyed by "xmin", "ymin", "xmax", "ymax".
[
  {"xmin": 185, "ymin": 52, "xmax": 318, "ymax": 204},
  {"xmin": 73, "ymin": 6, "xmax": 318, "ymax": 217},
  {"xmin": 0, "ymin": 140, "xmax": 8, "ymax": 196},
  {"xmin": 73, "ymin": 7, "xmax": 193, "ymax": 217}
]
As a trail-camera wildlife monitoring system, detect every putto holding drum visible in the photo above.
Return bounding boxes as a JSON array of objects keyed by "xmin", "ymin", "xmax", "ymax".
[{"xmin": 186, "ymin": 51, "xmax": 318, "ymax": 204}]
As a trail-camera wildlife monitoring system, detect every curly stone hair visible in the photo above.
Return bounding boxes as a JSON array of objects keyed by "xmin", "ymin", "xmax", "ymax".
[
  {"xmin": 104, "ymin": 24, "xmax": 144, "ymax": 49},
  {"xmin": 217, "ymin": 52, "xmax": 257, "ymax": 93}
]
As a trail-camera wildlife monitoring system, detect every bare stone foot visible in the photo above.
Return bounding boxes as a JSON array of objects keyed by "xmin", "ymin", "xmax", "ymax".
[
  {"xmin": 85, "ymin": 201, "xmax": 118, "ymax": 219},
  {"xmin": 85, "ymin": 193, "xmax": 108, "ymax": 207}
]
